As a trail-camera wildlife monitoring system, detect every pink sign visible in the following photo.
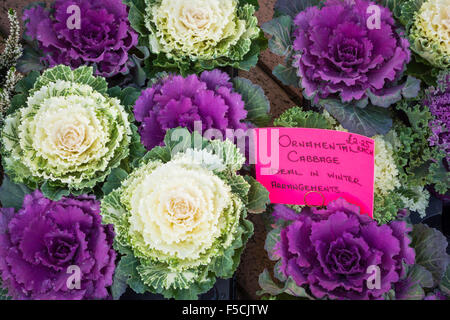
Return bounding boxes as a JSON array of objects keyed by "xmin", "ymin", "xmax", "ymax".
[{"xmin": 254, "ymin": 128, "xmax": 375, "ymax": 217}]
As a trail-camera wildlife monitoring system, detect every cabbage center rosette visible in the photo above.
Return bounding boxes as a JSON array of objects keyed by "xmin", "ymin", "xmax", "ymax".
[
  {"xmin": 101, "ymin": 129, "xmax": 269, "ymax": 299},
  {"xmin": 126, "ymin": 156, "xmax": 236, "ymax": 265},
  {"xmin": 126, "ymin": 0, "xmax": 263, "ymax": 74},
  {"xmin": 1, "ymin": 65, "xmax": 131, "ymax": 197}
]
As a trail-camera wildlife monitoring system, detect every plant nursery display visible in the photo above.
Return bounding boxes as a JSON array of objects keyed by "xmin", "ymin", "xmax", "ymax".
[{"xmin": 0, "ymin": 0, "xmax": 448, "ymax": 302}]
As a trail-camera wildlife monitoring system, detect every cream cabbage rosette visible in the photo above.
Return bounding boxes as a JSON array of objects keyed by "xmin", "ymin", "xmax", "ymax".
[
  {"xmin": 151, "ymin": 0, "xmax": 246, "ymax": 59},
  {"xmin": 126, "ymin": 0, "xmax": 264, "ymax": 74},
  {"xmin": 408, "ymin": 0, "xmax": 450, "ymax": 69},
  {"xmin": 1, "ymin": 65, "xmax": 131, "ymax": 198},
  {"xmin": 101, "ymin": 129, "xmax": 269, "ymax": 299}
]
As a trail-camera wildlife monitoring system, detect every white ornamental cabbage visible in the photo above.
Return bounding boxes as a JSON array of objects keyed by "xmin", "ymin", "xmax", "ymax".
[
  {"xmin": 150, "ymin": 0, "xmax": 244, "ymax": 59},
  {"xmin": 1, "ymin": 66, "xmax": 131, "ymax": 197},
  {"xmin": 409, "ymin": 0, "xmax": 450, "ymax": 68},
  {"xmin": 101, "ymin": 129, "xmax": 269, "ymax": 299},
  {"xmin": 126, "ymin": 0, "xmax": 262, "ymax": 74},
  {"xmin": 125, "ymin": 154, "xmax": 235, "ymax": 263}
]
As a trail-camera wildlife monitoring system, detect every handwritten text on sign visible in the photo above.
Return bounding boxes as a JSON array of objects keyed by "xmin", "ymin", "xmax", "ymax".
[{"xmin": 254, "ymin": 128, "xmax": 375, "ymax": 217}]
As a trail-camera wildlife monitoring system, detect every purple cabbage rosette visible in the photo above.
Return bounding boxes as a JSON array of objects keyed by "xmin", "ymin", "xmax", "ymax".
[
  {"xmin": 261, "ymin": 199, "xmax": 415, "ymax": 299},
  {"xmin": 0, "ymin": 190, "xmax": 116, "ymax": 300},
  {"xmin": 133, "ymin": 69, "xmax": 270, "ymax": 151},
  {"xmin": 259, "ymin": 199, "xmax": 450, "ymax": 300},
  {"xmin": 22, "ymin": 0, "xmax": 138, "ymax": 78},
  {"xmin": 263, "ymin": 0, "xmax": 420, "ymax": 137}
]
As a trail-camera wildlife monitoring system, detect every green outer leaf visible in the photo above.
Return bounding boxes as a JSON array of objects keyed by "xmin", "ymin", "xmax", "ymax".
[
  {"xmin": 257, "ymin": 269, "xmax": 313, "ymax": 299},
  {"xmin": 439, "ymin": 265, "xmax": 450, "ymax": 296},
  {"xmin": 265, "ymin": 228, "xmax": 281, "ymax": 261},
  {"xmin": 0, "ymin": 175, "xmax": 31, "ymax": 210},
  {"xmin": 232, "ymin": 77, "xmax": 271, "ymax": 127},
  {"xmin": 129, "ymin": 124, "xmax": 147, "ymax": 166},
  {"xmin": 16, "ymin": 43, "xmax": 45, "ymax": 75},
  {"xmin": 273, "ymin": 63, "xmax": 299, "ymax": 87},
  {"xmin": 273, "ymin": 106, "xmax": 332, "ymax": 129},
  {"xmin": 375, "ymin": 0, "xmax": 403, "ymax": 16},
  {"xmin": 261, "ymin": 16, "xmax": 293, "ymax": 57},
  {"xmin": 244, "ymin": 176, "xmax": 270, "ymax": 214},
  {"xmin": 107, "ymin": 86, "xmax": 141, "ymax": 110},
  {"xmin": 7, "ymin": 71, "xmax": 39, "ymax": 115},
  {"xmin": 402, "ymin": 76, "xmax": 421, "ymax": 99},
  {"xmin": 274, "ymin": 0, "xmax": 322, "ymax": 18},
  {"xmin": 41, "ymin": 181, "xmax": 71, "ymax": 201},
  {"xmin": 102, "ymin": 168, "xmax": 129, "ymax": 196},
  {"xmin": 32, "ymin": 65, "xmax": 108, "ymax": 95},
  {"xmin": 405, "ymin": 54, "xmax": 438, "ymax": 87},
  {"xmin": 112, "ymin": 253, "xmax": 149, "ymax": 299},
  {"xmin": 323, "ymin": 99, "xmax": 393, "ymax": 137},
  {"xmin": 395, "ymin": 264, "xmax": 434, "ymax": 300},
  {"xmin": 396, "ymin": 281, "xmax": 425, "ymax": 300},
  {"xmin": 398, "ymin": 0, "xmax": 425, "ymax": 26},
  {"xmin": 0, "ymin": 280, "xmax": 11, "ymax": 300},
  {"xmin": 14, "ymin": 70, "xmax": 39, "ymax": 95},
  {"xmin": 367, "ymin": 76, "xmax": 420, "ymax": 108},
  {"xmin": 411, "ymin": 224, "xmax": 449, "ymax": 284},
  {"xmin": 128, "ymin": 0, "xmax": 148, "ymax": 35},
  {"xmin": 239, "ymin": 0, "xmax": 259, "ymax": 10},
  {"xmin": 367, "ymin": 87, "xmax": 404, "ymax": 108},
  {"xmin": 227, "ymin": 174, "xmax": 251, "ymax": 204},
  {"xmin": 407, "ymin": 264, "xmax": 434, "ymax": 288}
]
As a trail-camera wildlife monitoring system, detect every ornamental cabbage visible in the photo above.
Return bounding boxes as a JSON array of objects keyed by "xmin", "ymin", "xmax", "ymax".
[
  {"xmin": 101, "ymin": 129, "xmax": 269, "ymax": 299},
  {"xmin": 407, "ymin": 0, "xmax": 450, "ymax": 69},
  {"xmin": 134, "ymin": 70, "xmax": 250, "ymax": 150},
  {"xmin": 292, "ymin": 0, "xmax": 411, "ymax": 104},
  {"xmin": 0, "ymin": 191, "xmax": 116, "ymax": 300},
  {"xmin": 126, "ymin": 0, "xmax": 264, "ymax": 74},
  {"xmin": 1, "ymin": 65, "xmax": 131, "ymax": 198},
  {"xmin": 260, "ymin": 199, "xmax": 415, "ymax": 300},
  {"xmin": 23, "ymin": 0, "xmax": 138, "ymax": 78}
]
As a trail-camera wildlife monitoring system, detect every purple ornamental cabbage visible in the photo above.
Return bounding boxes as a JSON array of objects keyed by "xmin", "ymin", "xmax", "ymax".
[
  {"xmin": 134, "ymin": 70, "xmax": 249, "ymax": 150},
  {"xmin": 0, "ymin": 191, "xmax": 116, "ymax": 300},
  {"xmin": 292, "ymin": 0, "xmax": 411, "ymax": 103},
  {"xmin": 426, "ymin": 72, "xmax": 449, "ymax": 165},
  {"xmin": 273, "ymin": 198, "xmax": 415, "ymax": 300},
  {"xmin": 23, "ymin": 0, "xmax": 138, "ymax": 77}
]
